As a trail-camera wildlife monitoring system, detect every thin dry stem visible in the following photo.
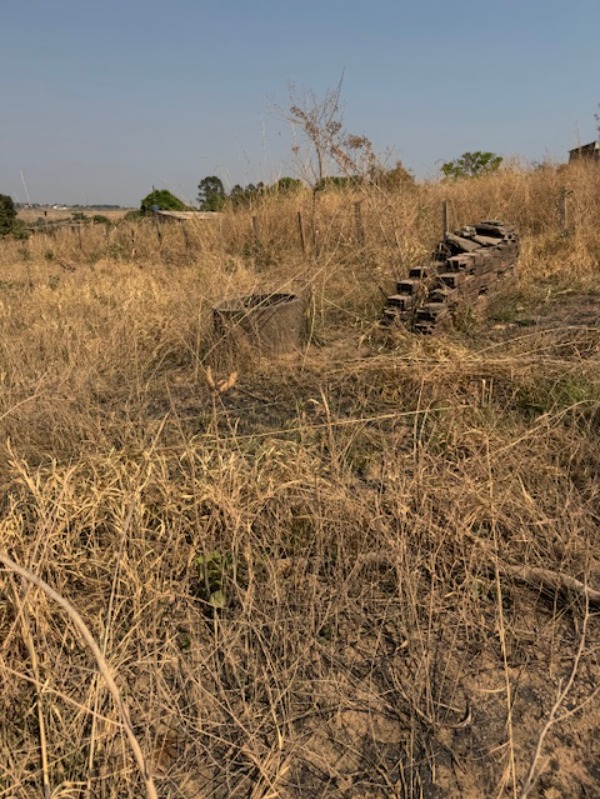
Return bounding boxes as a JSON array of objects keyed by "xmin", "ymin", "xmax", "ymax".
[{"xmin": 0, "ymin": 553, "xmax": 159, "ymax": 799}]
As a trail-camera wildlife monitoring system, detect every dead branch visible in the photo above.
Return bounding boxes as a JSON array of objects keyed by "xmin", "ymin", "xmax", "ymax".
[{"xmin": 498, "ymin": 562, "xmax": 600, "ymax": 608}]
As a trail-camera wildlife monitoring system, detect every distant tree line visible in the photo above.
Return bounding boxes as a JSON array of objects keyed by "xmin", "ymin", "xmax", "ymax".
[
  {"xmin": 197, "ymin": 176, "xmax": 305, "ymax": 211},
  {"xmin": 14, "ymin": 203, "xmax": 123, "ymax": 209},
  {"xmin": 137, "ymin": 178, "xmax": 306, "ymax": 216},
  {"xmin": 136, "ymin": 151, "xmax": 506, "ymax": 218},
  {"xmin": 195, "ymin": 164, "xmax": 416, "ymax": 211}
]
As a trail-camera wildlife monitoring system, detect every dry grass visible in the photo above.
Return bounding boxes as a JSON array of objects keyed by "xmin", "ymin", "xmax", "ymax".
[
  {"xmin": 1, "ymin": 162, "xmax": 600, "ymax": 798},
  {"xmin": 17, "ymin": 207, "xmax": 131, "ymax": 224}
]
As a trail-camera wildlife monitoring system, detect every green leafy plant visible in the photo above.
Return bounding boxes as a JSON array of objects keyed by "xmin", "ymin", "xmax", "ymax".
[
  {"xmin": 10, "ymin": 220, "xmax": 29, "ymax": 240},
  {"xmin": 195, "ymin": 550, "xmax": 232, "ymax": 609}
]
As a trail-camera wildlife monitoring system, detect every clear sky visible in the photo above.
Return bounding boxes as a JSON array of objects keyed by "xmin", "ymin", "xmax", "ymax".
[{"xmin": 1, "ymin": 0, "xmax": 598, "ymax": 207}]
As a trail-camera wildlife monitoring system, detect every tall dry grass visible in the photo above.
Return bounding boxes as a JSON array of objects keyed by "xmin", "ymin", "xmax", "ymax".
[{"xmin": 1, "ymin": 162, "xmax": 600, "ymax": 798}]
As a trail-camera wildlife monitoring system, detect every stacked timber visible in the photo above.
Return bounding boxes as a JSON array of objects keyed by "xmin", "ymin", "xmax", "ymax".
[{"xmin": 381, "ymin": 221, "xmax": 520, "ymax": 334}]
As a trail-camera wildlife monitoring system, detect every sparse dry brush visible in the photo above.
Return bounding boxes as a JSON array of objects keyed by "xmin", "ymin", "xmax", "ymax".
[{"xmin": 1, "ymin": 162, "xmax": 600, "ymax": 798}]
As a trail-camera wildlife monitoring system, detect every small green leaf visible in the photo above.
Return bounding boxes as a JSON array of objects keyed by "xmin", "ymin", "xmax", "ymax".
[{"xmin": 209, "ymin": 590, "xmax": 227, "ymax": 609}]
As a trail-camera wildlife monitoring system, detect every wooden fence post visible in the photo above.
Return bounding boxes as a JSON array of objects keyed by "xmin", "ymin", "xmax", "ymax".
[
  {"xmin": 354, "ymin": 201, "xmax": 365, "ymax": 247},
  {"xmin": 251, "ymin": 215, "xmax": 261, "ymax": 248},
  {"xmin": 296, "ymin": 210, "xmax": 306, "ymax": 255},
  {"xmin": 559, "ymin": 187, "xmax": 568, "ymax": 233},
  {"xmin": 311, "ymin": 192, "xmax": 320, "ymax": 258},
  {"xmin": 181, "ymin": 224, "xmax": 191, "ymax": 254},
  {"xmin": 442, "ymin": 200, "xmax": 449, "ymax": 236},
  {"xmin": 153, "ymin": 214, "xmax": 163, "ymax": 249}
]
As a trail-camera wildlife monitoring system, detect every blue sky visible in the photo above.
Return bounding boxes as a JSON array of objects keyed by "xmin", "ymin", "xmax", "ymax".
[{"xmin": 1, "ymin": 0, "xmax": 598, "ymax": 206}]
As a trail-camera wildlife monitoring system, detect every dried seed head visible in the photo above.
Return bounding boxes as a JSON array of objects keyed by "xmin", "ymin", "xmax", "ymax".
[
  {"xmin": 218, "ymin": 371, "xmax": 238, "ymax": 394},
  {"xmin": 204, "ymin": 366, "xmax": 216, "ymax": 392}
]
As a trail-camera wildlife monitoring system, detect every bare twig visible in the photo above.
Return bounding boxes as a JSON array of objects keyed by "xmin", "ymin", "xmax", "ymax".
[{"xmin": 519, "ymin": 596, "xmax": 593, "ymax": 798}]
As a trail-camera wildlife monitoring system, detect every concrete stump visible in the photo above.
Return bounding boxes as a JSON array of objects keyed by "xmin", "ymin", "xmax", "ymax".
[{"xmin": 213, "ymin": 293, "xmax": 305, "ymax": 355}]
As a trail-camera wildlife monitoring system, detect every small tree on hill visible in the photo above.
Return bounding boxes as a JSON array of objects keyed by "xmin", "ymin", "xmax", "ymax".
[
  {"xmin": 370, "ymin": 160, "xmax": 415, "ymax": 191},
  {"xmin": 286, "ymin": 80, "xmax": 345, "ymax": 187},
  {"xmin": 197, "ymin": 176, "xmax": 226, "ymax": 211},
  {"xmin": 140, "ymin": 189, "xmax": 187, "ymax": 214},
  {"xmin": 441, "ymin": 151, "xmax": 503, "ymax": 179},
  {"xmin": 0, "ymin": 194, "xmax": 17, "ymax": 235}
]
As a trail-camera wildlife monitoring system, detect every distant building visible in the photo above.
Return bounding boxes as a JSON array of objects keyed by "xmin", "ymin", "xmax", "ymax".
[
  {"xmin": 568, "ymin": 141, "xmax": 600, "ymax": 162},
  {"xmin": 153, "ymin": 210, "xmax": 222, "ymax": 222}
]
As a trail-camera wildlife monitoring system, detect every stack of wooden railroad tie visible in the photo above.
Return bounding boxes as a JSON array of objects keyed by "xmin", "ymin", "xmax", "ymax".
[{"xmin": 382, "ymin": 220, "xmax": 520, "ymax": 334}]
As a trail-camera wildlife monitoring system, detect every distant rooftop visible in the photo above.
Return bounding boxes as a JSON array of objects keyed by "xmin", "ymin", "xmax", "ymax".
[
  {"xmin": 154, "ymin": 210, "xmax": 223, "ymax": 221},
  {"xmin": 568, "ymin": 140, "xmax": 600, "ymax": 162}
]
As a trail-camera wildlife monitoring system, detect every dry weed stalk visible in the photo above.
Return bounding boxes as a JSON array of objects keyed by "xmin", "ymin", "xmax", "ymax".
[
  {"xmin": 519, "ymin": 597, "xmax": 596, "ymax": 799},
  {"xmin": 8, "ymin": 574, "xmax": 51, "ymax": 799},
  {"xmin": 0, "ymin": 553, "xmax": 159, "ymax": 799}
]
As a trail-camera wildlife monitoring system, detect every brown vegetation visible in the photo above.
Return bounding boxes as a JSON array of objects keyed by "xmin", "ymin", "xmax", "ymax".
[
  {"xmin": 1, "ymin": 162, "xmax": 599, "ymax": 798},
  {"xmin": 17, "ymin": 207, "xmax": 130, "ymax": 224}
]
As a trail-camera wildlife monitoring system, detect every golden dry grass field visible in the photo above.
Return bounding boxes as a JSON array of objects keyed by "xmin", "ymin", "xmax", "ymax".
[
  {"xmin": 17, "ymin": 207, "xmax": 131, "ymax": 225},
  {"xmin": 1, "ymin": 163, "xmax": 600, "ymax": 799}
]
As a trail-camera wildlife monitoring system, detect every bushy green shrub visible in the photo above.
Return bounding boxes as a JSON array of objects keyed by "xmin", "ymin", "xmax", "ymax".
[
  {"xmin": 140, "ymin": 189, "xmax": 187, "ymax": 214},
  {"xmin": 0, "ymin": 193, "xmax": 17, "ymax": 235}
]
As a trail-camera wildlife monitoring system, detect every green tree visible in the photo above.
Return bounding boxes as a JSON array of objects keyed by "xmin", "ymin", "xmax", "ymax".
[
  {"xmin": 140, "ymin": 189, "xmax": 187, "ymax": 214},
  {"xmin": 229, "ymin": 182, "xmax": 269, "ymax": 208},
  {"xmin": 197, "ymin": 176, "xmax": 226, "ymax": 211},
  {"xmin": 441, "ymin": 151, "xmax": 503, "ymax": 179},
  {"xmin": 229, "ymin": 184, "xmax": 246, "ymax": 207},
  {"xmin": 0, "ymin": 193, "xmax": 17, "ymax": 235}
]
